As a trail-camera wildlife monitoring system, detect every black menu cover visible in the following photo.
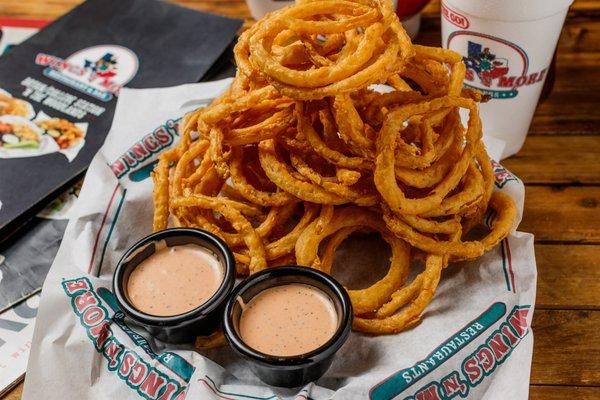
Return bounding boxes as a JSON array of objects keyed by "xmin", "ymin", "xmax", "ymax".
[{"xmin": 0, "ymin": 0, "xmax": 242, "ymax": 239}]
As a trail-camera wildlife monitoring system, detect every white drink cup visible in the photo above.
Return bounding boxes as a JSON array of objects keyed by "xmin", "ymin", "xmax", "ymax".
[
  {"xmin": 246, "ymin": 0, "xmax": 294, "ymax": 20},
  {"xmin": 441, "ymin": 0, "xmax": 573, "ymax": 158}
]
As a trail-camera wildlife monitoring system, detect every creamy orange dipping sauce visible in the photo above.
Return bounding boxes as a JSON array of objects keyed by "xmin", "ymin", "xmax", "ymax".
[
  {"xmin": 126, "ymin": 244, "xmax": 223, "ymax": 316},
  {"xmin": 238, "ymin": 283, "xmax": 338, "ymax": 357}
]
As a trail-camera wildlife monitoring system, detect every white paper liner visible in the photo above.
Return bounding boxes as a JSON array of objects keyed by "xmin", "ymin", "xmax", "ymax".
[{"xmin": 23, "ymin": 79, "xmax": 535, "ymax": 400}]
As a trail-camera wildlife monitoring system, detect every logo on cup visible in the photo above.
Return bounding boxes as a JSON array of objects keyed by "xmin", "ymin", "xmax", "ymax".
[
  {"xmin": 448, "ymin": 32, "xmax": 548, "ymax": 100},
  {"xmin": 465, "ymin": 41, "xmax": 510, "ymax": 88},
  {"xmin": 441, "ymin": 3, "xmax": 469, "ymax": 29}
]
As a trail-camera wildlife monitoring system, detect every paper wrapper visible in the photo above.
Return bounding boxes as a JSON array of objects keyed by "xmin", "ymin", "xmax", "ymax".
[{"xmin": 22, "ymin": 79, "xmax": 536, "ymax": 400}]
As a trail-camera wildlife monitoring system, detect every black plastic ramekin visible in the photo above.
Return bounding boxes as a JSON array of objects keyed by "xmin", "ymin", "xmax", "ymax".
[
  {"xmin": 223, "ymin": 266, "xmax": 352, "ymax": 388},
  {"xmin": 113, "ymin": 228, "xmax": 235, "ymax": 344}
]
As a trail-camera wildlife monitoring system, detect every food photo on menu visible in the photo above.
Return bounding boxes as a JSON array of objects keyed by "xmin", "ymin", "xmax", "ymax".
[{"xmin": 0, "ymin": 0, "xmax": 592, "ymax": 399}]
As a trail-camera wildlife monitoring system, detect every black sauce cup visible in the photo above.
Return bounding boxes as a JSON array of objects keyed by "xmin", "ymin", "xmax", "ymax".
[
  {"xmin": 223, "ymin": 266, "xmax": 352, "ymax": 388},
  {"xmin": 113, "ymin": 228, "xmax": 235, "ymax": 344}
]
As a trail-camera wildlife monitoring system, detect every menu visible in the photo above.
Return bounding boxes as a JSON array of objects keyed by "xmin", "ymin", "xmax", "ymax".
[{"xmin": 0, "ymin": 0, "xmax": 242, "ymax": 239}]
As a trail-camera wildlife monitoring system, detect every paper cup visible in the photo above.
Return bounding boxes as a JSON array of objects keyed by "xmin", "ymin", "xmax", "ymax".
[
  {"xmin": 441, "ymin": 0, "xmax": 573, "ymax": 158},
  {"xmin": 246, "ymin": 0, "xmax": 294, "ymax": 20},
  {"xmin": 393, "ymin": 0, "xmax": 430, "ymax": 39},
  {"xmin": 402, "ymin": 12, "xmax": 422, "ymax": 40}
]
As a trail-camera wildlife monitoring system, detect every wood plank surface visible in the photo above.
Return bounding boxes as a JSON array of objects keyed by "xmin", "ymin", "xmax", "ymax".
[
  {"xmin": 1, "ymin": 384, "xmax": 21, "ymax": 400},
  {"xmin": 502, "ymin": 136, "xmax": 600, "ymax": 185},
  {"xmin": 521, "ymin": 186, "xmax": 600, "ymax": 243},
  {"xmin": 535, "ymin": 245, "xmax": 600, "ymax": 310},
  {"xmin": 558, "ymin": 13, "xmax": 600, "ymax": 53},
  {"xmin": 530, "ymin": 385, "xmax": 600, "ymax": 400},
  {"xmin": 531, "ymin": 310, "xmax": 600, "ymax": 386},
  {"xmin": 532, "ymin": 52, "xmax": 600, "ymax": 135}
]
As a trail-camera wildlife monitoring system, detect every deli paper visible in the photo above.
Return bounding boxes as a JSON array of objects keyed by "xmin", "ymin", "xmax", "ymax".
[{"xmin": 23, "ymin": 79, "xmax": 535, "ymax": 400}]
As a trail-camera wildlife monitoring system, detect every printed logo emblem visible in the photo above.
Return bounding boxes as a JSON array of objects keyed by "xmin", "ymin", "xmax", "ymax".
[
  {"xmin": 447, "ymin": 32, "xmax": 547, "ymax": 99},
  {"xmin": 464, "ymin": 42, "xmax": 510, "ymax": 88},
  {"xmin": 491, "ymin": 160, "xmax": 518, "ymax": 188},
  {"xmin": 441, "ymin": 3, "xmax": 469, "ymax": 29},
  {"xmin": 36, "ymin": 45, "xmax": 139, "ymax": 101}
]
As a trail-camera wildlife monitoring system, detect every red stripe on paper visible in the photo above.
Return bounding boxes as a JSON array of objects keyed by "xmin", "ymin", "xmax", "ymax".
[
  {"xmin": 87, "ymin": 183, "xmax": 120, "ymax": 274},
  {"xmin": 505, "ymin": 239, "xmax": 516, "ymax": 293}
]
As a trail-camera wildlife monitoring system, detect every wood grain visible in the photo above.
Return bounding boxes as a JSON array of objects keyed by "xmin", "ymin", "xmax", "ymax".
[
  {"xmin": 502, "ymin": 136, "xmax": 600, "ymax": 185},
  {"xmin": 0, "ymin": 1, "xmax": 82, "ymax": 20},
  {"xmin": 531, "ymin": 53, "xmax": 600, "ymax": 135},
  {"xmin": 558, "ymin": 14, "xmax": 600, "ymax": 53},
  {"xmin": 1, "ymin": 384, "xmax": 21, "ymax": 400},
  {"xmin": 536, "ymin": 245, "xmax": 600, "ymax": 310},
  {"xmin": 530, "ymin": 385, "xmax": 600, "ymax": 400},
  {"xmin": 521, "ymin": 186, "xmax": 600, "ymax": 243},
  {"xmin": 531, "ymin": 309, "xmax": 600, "ymax": 386}
]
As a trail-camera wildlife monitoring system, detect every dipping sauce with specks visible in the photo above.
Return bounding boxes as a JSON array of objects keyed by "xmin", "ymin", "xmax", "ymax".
[
  {"xmin": 126, "ymin": 244, "xmax": 223, "ymax": 316},
  {"xmin": 238, "ymin": 283, "xmax": 338, "ymax": 357}
]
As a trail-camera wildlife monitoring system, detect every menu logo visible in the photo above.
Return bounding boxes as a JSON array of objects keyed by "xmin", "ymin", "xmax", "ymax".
[
  {"xmin": 35, "ymin": 45, "xmax": 139, "ymax": 102},
  {"xmin": 441, "ymin": 3, "xmax": 469, "ymax": 29},
  {"xmin": 448, "ymin": 32, "xmax": 548, "ymax": 99}
]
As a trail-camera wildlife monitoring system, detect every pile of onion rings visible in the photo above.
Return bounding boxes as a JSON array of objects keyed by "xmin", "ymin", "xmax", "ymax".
[{"xmin": 152, "ymin": 0, "xmax": 517, "ymax": 337}]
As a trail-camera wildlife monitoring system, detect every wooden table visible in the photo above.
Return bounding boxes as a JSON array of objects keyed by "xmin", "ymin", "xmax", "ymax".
[{"xmin": 1, "ymin": 0, "xmax": 598, "ymax": 399}]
